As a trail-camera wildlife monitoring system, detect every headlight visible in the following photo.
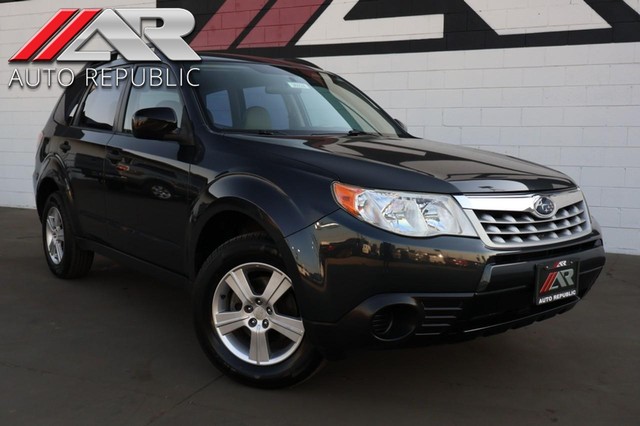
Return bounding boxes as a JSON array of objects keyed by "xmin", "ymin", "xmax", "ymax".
[{"xmin": 332, "ymin": 182, "xmax": 477, "ymax": 238}]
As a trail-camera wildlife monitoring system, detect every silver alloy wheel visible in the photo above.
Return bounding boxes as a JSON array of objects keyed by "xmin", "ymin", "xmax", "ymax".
[
  {"xmin": 212, "ymin": 262, "xmax": 305, "ymax": 366},
  {"xmin": 45, "ymin": 206, "xmax": 65, "ymax": 265},
  {"xmin": 150, "ymin": 184, "xmax": 172, "ymax": 200}
]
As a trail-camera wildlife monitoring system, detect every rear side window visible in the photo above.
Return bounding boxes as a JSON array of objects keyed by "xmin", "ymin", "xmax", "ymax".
[
  {"xmin": 77, "ymin": 70, "xmax": 123, "ymax": 131},
  {"xmin": 53, "ymin": 76, "xmax": 86, "ymax": 125}
]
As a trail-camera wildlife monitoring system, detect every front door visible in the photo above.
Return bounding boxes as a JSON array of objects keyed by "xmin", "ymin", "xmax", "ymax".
[{"xmin": 104, "ymin": 66, "xmax": 192, "ymax": 273}]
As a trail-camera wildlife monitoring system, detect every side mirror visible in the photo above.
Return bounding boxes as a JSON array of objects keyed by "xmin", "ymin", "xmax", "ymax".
[
  {"xmin": 394, "ymin": 118, "xmax": 408, "ymax": 133},
  {"xmin": 132, "ymin": 107, "xmax": 177, "ymax": 140}
]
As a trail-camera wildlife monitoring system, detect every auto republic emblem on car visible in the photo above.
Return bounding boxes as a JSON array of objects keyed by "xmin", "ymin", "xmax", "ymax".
[{"xmin": 534, "ymin": 196, "xmax": 556, "ymax": 218}]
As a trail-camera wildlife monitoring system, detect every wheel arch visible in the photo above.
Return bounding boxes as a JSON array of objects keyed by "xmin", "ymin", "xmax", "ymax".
[
  {"xmin": 36, "ymin": 177, "xmax": 59, "ymax": 219},
  {"xmin": 190, "ymin": 199, "xmax": 286, "ymax": 278},
  {"xmin": 188, "ymin": 173, "xmax": 321, "ymax": 284},
  {"xmin": 35, "ymin": 156, "xmax": 73, "ymax": 220}
]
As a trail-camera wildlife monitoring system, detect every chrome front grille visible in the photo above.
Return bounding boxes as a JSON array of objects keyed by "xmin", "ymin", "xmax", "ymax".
[
  {"xmin": 455, "ymin": 190, "xmax": 592, "ymax": 249},
  {"xmin": 477, "ymin": 200, "xmax": 588, "ymax": 245}
]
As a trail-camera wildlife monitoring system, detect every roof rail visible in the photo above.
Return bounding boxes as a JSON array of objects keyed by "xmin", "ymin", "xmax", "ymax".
[
  {"xmin": 279, "ymin": 58, "xmax": 322, "ymax": 69},
  {"xmin": 86, "ymin": 43, "xmax": 171, "ymax": 68}
]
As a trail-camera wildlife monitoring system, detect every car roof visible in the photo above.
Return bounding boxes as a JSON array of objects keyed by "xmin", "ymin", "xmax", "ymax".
[
  {"xmin": 194, "ymin": 52, "xmax": 322, "ymax": 71},
  {"xmin": 85, "ymin": 51, "xmax": 323, "ymax": 74}
]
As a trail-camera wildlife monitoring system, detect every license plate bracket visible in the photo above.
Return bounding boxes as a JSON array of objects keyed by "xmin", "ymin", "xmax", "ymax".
[{"xmin": 535, "ymin": 259, "xmax": 579, "ymax": 305}]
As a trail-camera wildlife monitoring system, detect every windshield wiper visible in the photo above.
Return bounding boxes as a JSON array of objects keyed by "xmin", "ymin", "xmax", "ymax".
[
  {"xmin": 309, "ymin": 130, "xmax": 380, "ymax": 136},
  {"xmin": 347, "ymin": 130, "xmax": 376, "ymax": 136},
  {"xmin": 234, "ymin": 129, "xmax": 286, "ymax": 135}
]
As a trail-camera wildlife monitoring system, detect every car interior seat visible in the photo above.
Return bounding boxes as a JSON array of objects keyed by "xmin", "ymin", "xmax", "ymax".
[{"xmin": 243, "ymin": 106, "xmax": 272, "ymax": 130}]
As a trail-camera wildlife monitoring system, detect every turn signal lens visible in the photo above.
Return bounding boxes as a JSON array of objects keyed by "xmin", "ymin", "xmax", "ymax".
[{"xmin": 332, "ymin": 182, "xmax": 364, "ymax": 217}]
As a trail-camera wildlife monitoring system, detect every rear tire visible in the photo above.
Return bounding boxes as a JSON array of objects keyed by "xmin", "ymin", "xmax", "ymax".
[
  {"xmin": 193, "ymin": 233, "xmax": 323, "ymax": 388},
  {"xmin": 41, "ymin": 192, "xmax": 94, "ymax": 279}
]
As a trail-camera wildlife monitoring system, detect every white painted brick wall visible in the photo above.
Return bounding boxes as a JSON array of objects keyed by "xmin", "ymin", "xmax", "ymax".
[
  {"xmin": 465, "ymin": 0, "xmax": 610, "ymax": 35},
  {"xmin": 0, "ymin": 1, "xmax": 638, "ymax": 255},
  {"xmin": 312, "ymin": 42, "xmax": 640, "ymax": 255}
]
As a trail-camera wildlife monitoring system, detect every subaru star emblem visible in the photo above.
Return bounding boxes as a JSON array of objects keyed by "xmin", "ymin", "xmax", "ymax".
[{"xmin": 534, "ymin": 196, "xmax": 556, "ymax": 218}]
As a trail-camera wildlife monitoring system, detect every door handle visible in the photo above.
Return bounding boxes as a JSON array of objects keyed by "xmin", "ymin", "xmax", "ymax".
[
  {"xmin": 60, "ymin": 141, "xmax": 71, "ymax": 153},
  {"xmin": 106, "ymin": 148, "xmax": 123, "ymax": 163}
]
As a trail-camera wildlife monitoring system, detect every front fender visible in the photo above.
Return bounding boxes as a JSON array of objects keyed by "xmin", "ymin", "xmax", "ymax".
[
  {"xmin": 192, "ymin": 171, "xmax": 337, "ymax": 236},
  {"xmin": 187, "ymin": 172, "xmax": 338, "ymax": 280},
  {"xmin": 215, "ymin": 173, "xmax": 326, "ymax": 234}
]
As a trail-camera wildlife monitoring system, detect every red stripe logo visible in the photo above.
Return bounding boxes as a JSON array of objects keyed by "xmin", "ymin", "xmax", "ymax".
[
  {"xmin": 33, "ymin": 9, "xmax": 101, "ymax": 62},
  {"xmin": 238, "ymin": 0, "xmax": 325, "ymax": 48},
  {"xmin": 10, "ymin": 9, "xmax": 101, "ymax": 63},
  {"xmin": 190, "ymin": 0, "xmax": 324, "ymax": 50},
  {"xmin": 9, "ymin": 9, "xmax": 80, "ymax": 62},
  {"xmin": 541, "ymin": 272, "xmax": 558, "ymax": 293},
  {"xmin": 190, "ymin": 0, "xmax": 270, "ymax": 50}
]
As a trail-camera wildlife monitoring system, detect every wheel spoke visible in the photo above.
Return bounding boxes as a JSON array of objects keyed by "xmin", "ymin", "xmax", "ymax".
[
  {"xmin": 214, "ymin": 311, "xmax": 249, "ymax": 335},
  {"xmin": 57, "ymin": 229, "xmax": 65, "ymax": 242},
  {"xmin": 261, "ymin": 270, "xmax": 291, "ymax": 305},
  {"xmin": 53, "ymin": 209, "xmax": 62, "ymax": 227},
  {"xmin": 270, "ymin": 314, "xmax": 304, "ymax": 343},
  {"xmin": 46, "ymin": 216, "xmax": 56, "ymax": 232},
  {"xmin": 54, "ymin": 240, "xmax": 63, "ymax": 262},
  {"xmin": 225, "ymin": 269, "xmax": 254, "ymax": 304},
  {"xmin": 48, "ymin": 240, "xmax": 56, "ymax": 258},
  {"xmin": 249, "ymin": 330, "xmax": 270, "ymax": 364}
]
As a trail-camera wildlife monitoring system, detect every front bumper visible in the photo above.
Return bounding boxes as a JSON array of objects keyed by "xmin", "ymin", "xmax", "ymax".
[{"xmin": 285, "ymin": 210, "xmax": 605, "ymax": 357}]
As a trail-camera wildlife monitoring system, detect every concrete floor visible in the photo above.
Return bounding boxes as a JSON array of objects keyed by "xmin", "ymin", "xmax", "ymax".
[{"xmin": 0, "ymin": 207, "xmax": 638, "ymax": 426}]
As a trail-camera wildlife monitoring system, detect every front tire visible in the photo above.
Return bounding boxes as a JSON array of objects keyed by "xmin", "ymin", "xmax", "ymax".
[
  {"xmin": 41, "ymin": 192, "xmax": 94, "ymax": 279},
  {"xmin": 193, "ymin": 233, "xmax": 323, "ymax": 388},
  {"xmin": 144, "ymin": 180, "xmax": 173, "ymax": 200}
]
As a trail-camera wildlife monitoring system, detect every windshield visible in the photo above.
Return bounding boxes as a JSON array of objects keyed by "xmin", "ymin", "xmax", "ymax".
[{"xmin": 190, "ymin": 61, "xmax": 401, "ymax": 137}]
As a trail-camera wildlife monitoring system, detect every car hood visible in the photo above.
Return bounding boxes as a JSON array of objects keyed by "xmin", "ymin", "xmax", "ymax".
[{"xmin": 225, "ymin": 134, "xmax": 576, "ymax": 194}]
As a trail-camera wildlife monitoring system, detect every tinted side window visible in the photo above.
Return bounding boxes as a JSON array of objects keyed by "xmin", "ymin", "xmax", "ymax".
[
  {"xmin": 77, "ymin": 70, "xmax": 123, "ymax": 131},
  {"xmin": 53, "ymin": 75, "xmax": 86, "ymax": 125},
  {"xmin": 205, "ymin": 90, "xmax": 232, "ymax": 127},
  {"xmin": 123, "ymin": 67, "xmax": 184, "ymax": 132}
]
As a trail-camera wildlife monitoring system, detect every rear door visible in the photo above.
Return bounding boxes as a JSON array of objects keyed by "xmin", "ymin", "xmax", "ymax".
[
  {"xmin": 103, "ymin": 66, "xmax": 192, "ymax": 273},
  {"xmin": 58, "ymin": 68, "xmax": 126, "ymax": 242}
]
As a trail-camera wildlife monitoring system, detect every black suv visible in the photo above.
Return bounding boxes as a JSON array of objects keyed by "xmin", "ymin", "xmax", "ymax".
[{"xmin": 34, "ymin": 53, "xmax": 605, "ymax": 388}]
